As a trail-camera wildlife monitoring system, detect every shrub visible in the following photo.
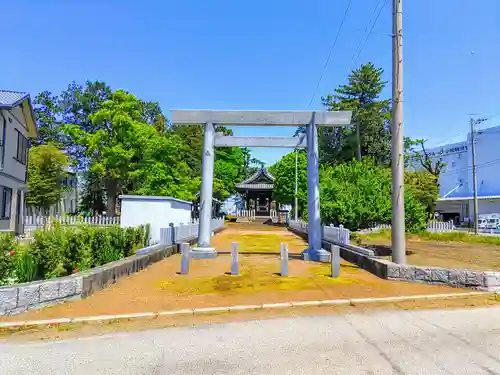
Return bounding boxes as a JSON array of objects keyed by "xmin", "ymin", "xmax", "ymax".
[
  {"xmin": 0, "ymin": 233, "xmax": 16, "ymax": 282},
  {"xmin": 320, "ymin": 159, "xmax": 427, "ymax": 233},
  {"xmin": 2, "ymin": 224, "xmax": 150, "ymax": 285},
  {"xmin": 15, "ymin": 249, "xmax": 37, "ymax": 283},
  {"xmin": 30, "ymin": 228, "xmax": 68, "ymax": 279}
]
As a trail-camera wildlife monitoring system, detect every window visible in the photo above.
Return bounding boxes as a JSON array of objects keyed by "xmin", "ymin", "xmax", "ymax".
[
  {"xmin": 0, "ymin": 187, "xmax": 12, "ymax": 219},
  {"xmin": 15, "ymin": 130, "xmax": 28, "ymax": 165},
  {"xmin": 451, "ymin": 161, "xmax": 456, "ymax": 168},
  {"xmin": 0, "ymin": 115, "xmax": 5, "ymax": 169}
]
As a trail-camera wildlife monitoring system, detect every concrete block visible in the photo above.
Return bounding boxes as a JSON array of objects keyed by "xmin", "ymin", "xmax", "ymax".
[
  {"xmin": 4, "ymin": 306, "xmax": 28, "ymax": 316},
  {"xmin": 483, "ymin": 272, "xmax": 500, "ymax": 289},
  {"xmin": 399, "ymin": 266, "xmax": 416, "ymax": 281},
  {"xmin": 386, "ymin": 264, "xmax": 401, "ymax": 279},
  {"xmin": 17, "ymin": 284, "xmax": 40, "ymax": 307},
  {"xmin": 40, "ymin": 281, "xmax": 59, "ymax": 302},
  {"xmin": 431, "ymin": 268, "xmax": 449, "ymax": 283},
  {"xmin": 0, "ymin": 288, "xmax": 18, "ymax": 312},
  {"xmin": 415, "ymin": 268, "xmax": 432, "ymax": 281},
  {"xmin": 449, "ymin": 269, "xmax": 467, "ymax": 286},
  {"xmin": 58, "ymin": 279, "xmax": 76, "ymax": 298},
  {"xmin": 74, "ymin": 277, "xmax": 84, "ymax": 295},
  {"xmin": 465, "ymin": 271, "xmax": 484, "ymax": 286}
]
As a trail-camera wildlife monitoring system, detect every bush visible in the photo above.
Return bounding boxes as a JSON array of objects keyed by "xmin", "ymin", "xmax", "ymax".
[
  {"xmin": 320, "ymin": 159, "xmax": 427, "ymax": 233},
  {"xmin": 0, "ymin": 234, "xmax": 16, "ymax": 282},
  {"xmin": 26, "ymin": 224, "xmax": 149, "ymax": 281},
  {"xmin": 15, "ymin": 248, "xmax": 37, "ymax": 283}
]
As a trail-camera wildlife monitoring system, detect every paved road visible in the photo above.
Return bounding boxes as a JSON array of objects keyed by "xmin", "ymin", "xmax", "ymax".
[{"xmin": 2, "ymin": 307, "xmax": 500, "ymax": 374}]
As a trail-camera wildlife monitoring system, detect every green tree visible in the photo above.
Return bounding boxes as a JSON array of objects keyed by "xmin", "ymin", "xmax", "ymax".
[
  {"xmin": 26, "ymin": 145, "xmax": 69, "ymax": 215},
  {"xmin": 405, "ymin": 170, "xmax": 440, "ymax": 220},
  {"xmin": 320, "ymin": 63, "xmax": 391, "ymax": 165},
  {"xmin": 271, "ymin": 151, "xmax": 308, "ymax": 212},
  {"xmin": 64, "ymin": 90, "xmax": 151, "ymax": 215},
  {"xmin": 130, "ymin": 132, "xmax": 194, "ymax": 200},
  {"xmin": 319, "ymin": 159, "xmax": 427, "ymax": 233},
  {"xmin": 407, "ymin": 138, "xmax": 446, "ymax": 178},
  {"xmin": 32, "ymin": 91, "xmax": 63, "ymax": 146}
]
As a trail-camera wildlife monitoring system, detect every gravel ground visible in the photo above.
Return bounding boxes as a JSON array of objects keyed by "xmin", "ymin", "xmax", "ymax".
[{"xmin": 2, "ymin": 306, "xmax": 500, "ymax": 374}]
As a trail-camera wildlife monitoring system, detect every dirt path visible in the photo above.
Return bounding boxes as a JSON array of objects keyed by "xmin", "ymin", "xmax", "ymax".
[{"xmin": 0, "ymin": 223, "xmax": 467, "ymax": 322}]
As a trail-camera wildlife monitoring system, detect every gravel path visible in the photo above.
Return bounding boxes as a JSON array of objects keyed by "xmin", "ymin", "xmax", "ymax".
[{"xmin": 2, "ymin": 306, "xmax": 500, "ymax": 374}]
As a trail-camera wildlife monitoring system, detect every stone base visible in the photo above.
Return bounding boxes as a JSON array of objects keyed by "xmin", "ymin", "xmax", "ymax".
[
  {"xmin": 302, "ymin": 248, "xmax": 331, "ymax": 263},
  {"xmin": 191, "ymin": 247, "xmax": 217, "ymax": 259}
]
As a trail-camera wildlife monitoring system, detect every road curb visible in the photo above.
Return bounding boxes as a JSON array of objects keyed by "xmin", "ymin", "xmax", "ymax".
[{"xmin": 0, "ymin": 291, "xmax": 492, "ymax": 328}]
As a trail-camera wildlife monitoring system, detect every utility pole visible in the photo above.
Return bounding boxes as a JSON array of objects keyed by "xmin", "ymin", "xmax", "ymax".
[
  {"xmin": 470, "ymin": 117, "xmax": 479, "ymax": 235},
  {"xmin": 391, "ymin": 0, "xmax": 406, "ymax": 264},
  {"xmin": 294, "ymin": 148, "xmax": 298, "ymax": 221},
  {"xmin": 470, "ymin": 116, "xmax": 486, "ymax": 234}
]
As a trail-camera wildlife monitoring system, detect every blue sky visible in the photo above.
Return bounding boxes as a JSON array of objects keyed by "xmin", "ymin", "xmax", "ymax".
[{"xmin": 3, "ymin": 0, "xmax": 499, "ymax": 165}]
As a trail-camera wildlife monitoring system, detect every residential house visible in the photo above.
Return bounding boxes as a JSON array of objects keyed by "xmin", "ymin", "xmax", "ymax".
[
  {"xmin": 25, "ymin": 169, "xmax": 79, "ymax": 216},
  {"xmin": 0, "ymin": 90, "xmax": 38, "ymax": 234}
]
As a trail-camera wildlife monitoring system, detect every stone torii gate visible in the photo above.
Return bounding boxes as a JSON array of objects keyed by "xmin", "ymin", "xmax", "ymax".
[{"xmin": 170, "ymin": 110, "xmax": 352, "ymax": 261}]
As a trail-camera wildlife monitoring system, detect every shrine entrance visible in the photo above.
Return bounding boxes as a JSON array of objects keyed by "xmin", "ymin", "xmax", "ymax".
[{"xmin": 170, "ymin": 110, "xmax": 352, "ymax": 262}]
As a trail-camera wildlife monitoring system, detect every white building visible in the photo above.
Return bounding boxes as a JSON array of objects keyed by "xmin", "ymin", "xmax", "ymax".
[
  {"xmin": 119, "ymin": 195, "xmax": 192, "ymax": 244},
  {"xmin": 422, "ymin": 125, "xmax": 500, "ymax": 222}
]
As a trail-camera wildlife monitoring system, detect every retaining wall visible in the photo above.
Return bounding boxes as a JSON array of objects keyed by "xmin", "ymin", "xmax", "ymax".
[
  {"xmin": 288, "ymin": 226, "xmax": 500, "ymax": 292},
  {"xmin": 0, "ymin": 226, "xmax": 226, "ymax": 315}
]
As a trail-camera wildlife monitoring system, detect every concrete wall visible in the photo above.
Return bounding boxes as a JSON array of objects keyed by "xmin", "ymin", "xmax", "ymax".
[{"xmin": 120, "ymin": 195, "xmax": 192, "ymax": 244}]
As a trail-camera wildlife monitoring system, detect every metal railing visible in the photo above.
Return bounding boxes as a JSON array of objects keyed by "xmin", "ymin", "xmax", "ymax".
[{"xmin": 160, "ymin": 217, "xmax": 225, "ymax": 246}]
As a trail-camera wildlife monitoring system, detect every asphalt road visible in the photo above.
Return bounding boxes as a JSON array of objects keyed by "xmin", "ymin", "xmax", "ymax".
[{"xmin": 2, "ymin": 307, "xmax": 500, "ymax": 374}]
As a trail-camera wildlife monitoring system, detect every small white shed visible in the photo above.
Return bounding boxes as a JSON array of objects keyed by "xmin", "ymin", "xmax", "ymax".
[{"xmin": 119, "ymin": 195, "xmax": 192, "ymax": 244}]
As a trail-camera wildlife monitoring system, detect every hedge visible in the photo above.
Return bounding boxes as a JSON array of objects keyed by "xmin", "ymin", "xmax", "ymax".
[{"xmin": 0, "ymin": 224, "xmax": 150, "ymax": 285}]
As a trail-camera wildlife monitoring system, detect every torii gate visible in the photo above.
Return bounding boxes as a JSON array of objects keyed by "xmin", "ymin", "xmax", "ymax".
[{"xmin": 170, "ymin": 110, "xmax": 352, "ymax": 262}]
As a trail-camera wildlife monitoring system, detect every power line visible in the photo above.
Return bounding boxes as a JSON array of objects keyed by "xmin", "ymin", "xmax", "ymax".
[
  {"xmin": 308, "ymin": 0, "xmax": 353, "ymax": 107},
  {"xmin": 349, "ymin": 0, "xmax": 388, "ymax": 70}
]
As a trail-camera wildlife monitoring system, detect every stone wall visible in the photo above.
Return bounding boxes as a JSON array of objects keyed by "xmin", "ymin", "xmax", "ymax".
[
  {"xmin": 288, "ymin": 226, "xmax": 500, "ymax": 292},
  {"xmin": 0, "ymin": 226, "xmax": 227, "ymax": 316},
  {"xmin": 0, "ymin": 242, "xmax": 178, "ymax": 315}
]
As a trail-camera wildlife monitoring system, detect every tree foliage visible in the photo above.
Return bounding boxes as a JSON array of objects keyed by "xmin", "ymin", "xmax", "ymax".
[
  {"xmin": 319, "ymin": 159, "xmax": 427, "ymax": 233},
  {"xmin": 407, "ymin": 138, "xmax": 446, "ymax": 177},
  {"xmin": 26, "ymin": 145, "xmax": 69, "ymax": 214},
  {"xmin": 270, "ymin": 151, "xmax": 307, "ymax": 208},
  {"xmin": 405, "ymin": 170, "xmax": 440, "ymax": 220},
  {"xmin": 320, "ymin": 63, "xmax": 391, "ymax": 165}
]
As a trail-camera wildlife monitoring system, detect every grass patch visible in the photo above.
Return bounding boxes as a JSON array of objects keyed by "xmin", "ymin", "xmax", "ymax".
[
  {"xmin": 357, "ymin": 229, "xmax": 500, "ymax": 246},
  {"xmin": 216, "ymin": 233, "xmax": 306, "ymax": 254},
  {"xmin": 156, "ymin": 262, "xmax": 352, "ymax": 295}
]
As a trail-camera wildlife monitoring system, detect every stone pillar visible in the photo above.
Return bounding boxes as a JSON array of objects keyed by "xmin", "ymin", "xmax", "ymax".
[
  {"xmin": 193, "ymin": 122, "xmax": 217, "ymax": 258},
  {"xmin": 304, "ymin": 113, "xmax": 329, "ymax": 262}
]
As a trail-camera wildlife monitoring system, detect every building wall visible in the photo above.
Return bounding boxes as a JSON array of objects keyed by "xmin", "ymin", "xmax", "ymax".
[
  {"xmin": 422, "ymin": 125, "xmax": 500, "ymax": 220},
  {"xmin": 120, "ymin": 195, "xmax": 192, "ymax": 244},
  {"xmin": 0, "ymin": 108, "xmax": 29, "ymax": 233}
]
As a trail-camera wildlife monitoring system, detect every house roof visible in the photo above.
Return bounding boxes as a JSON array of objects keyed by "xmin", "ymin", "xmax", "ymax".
[
  {"xmin": 0, "ymin": 90, "xmax": 38, "ymax": 138},
  {"xmin": 235, "ymin": 167, "xmax": 274, "ymax": 190},
  {"xmin": 0, "ymin": 90, "xmax": 29, "ymax": 108}
]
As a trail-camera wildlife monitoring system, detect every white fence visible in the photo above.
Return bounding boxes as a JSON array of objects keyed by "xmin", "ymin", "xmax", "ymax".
[
  {"xmin": 288, "ymin": 220, "xmax": 351, "ymax": 245},
  {"xmin": 235, "ymin": 209, "xmax": 256, "ymax": 219},
  {"xmin": 24, "ymin": 215, "xmax": 120, "ymax": 226},
  {"xmin": 364, "ymin": 220, "xmax": 456, "ymax": 233},
  {"xmin": 22, "ymin": 215, "xmax": 121, "ymax": 239},
  {"xmin": 160, "ymin": 217, "xmax": 225, "ymax": 246}
]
